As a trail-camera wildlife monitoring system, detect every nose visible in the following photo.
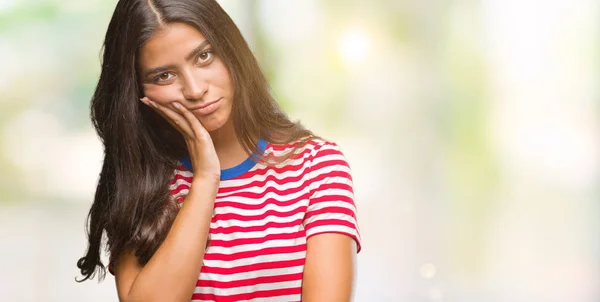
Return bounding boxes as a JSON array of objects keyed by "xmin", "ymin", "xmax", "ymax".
[{"xmin": 181, "ymin": 72, "xmax": 208, "ymax": 101}]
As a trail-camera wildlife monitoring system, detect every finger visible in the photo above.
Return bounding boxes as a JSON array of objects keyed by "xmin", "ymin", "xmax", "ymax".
[
  {"xmin": 140, "ymin": 97, "xmax": 187, "ymax": 133},
  {"xmin": 140, "ymin": 97, "xmax": 194, "ymax": 137},
  {"xmin": 171, "ymin": 102, "xmax": 210, "ymax": 139}
]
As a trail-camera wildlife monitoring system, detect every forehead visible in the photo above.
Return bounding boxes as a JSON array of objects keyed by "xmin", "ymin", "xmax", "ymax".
[{"xmin": 139, "ymin": 22, "xmax": 207, "ymax": 68}]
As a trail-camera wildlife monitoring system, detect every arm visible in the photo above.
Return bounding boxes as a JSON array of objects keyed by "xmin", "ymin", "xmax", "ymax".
[
  {"xmin": 302, "ymin": 233, "xmax": 357, "ymax": 302},
  {"xmin": 301, "ymin": 141, "xmax": 362, "ymax": 301},
  {"xmin": 114, "ymin": 98, "xmax": 222, "ymax": 302},
  {"xmin": 114, "ymin": 178, "xmax": 217, "ymax": 302}
]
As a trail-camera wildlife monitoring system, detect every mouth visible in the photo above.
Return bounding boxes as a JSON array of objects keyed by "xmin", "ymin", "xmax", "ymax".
[
  {"xmin": 190, "ymin": 98, "xmax": 221, "ymax": 111},
  {"xmin": 189, "ymin": 98, "xmax": 222, "ymax": 116}
]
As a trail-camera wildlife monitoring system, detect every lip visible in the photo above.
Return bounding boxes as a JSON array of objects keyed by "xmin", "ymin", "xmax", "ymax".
[
  {"xmin": 190, "ymin": 98, "xmax": 221, "ymax": 111},
  {"xmin": 190, "ymin": 98, "xmax": 221, "ymax": 116}
]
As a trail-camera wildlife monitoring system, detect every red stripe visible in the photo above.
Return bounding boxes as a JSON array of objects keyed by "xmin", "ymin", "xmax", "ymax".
[
  {"xmin": 227, "ymin": 158, "xmax": 310, "ymax": 181},
  {"xmin": 191, "ymin": 286, "xmax": 302, "ymax": 301},
  {"xmin": 217, "ymin": 172, "xmax": 311, "ymax": 194},
  {"xmin": 310, "ymin": 147, "xmax": 344, "ymax": 159},
  {"xmin": 209, "ymin": 231, "xmax": 303, "ymax": 248},
  {"xmin": 224, "ymin": 143, "xmax": 346, "ymax": 181},
  {"xmin": 211, "ymin": 219, "xmax": 304, "ymax": 235},
  {"xmin": 214, "ymin": 196, "xmax": 307, "ymax": 211},
  {"xmin": 305, "ymin": 206, "xmax": 357, "ymax": 222},
  {"xmin": 267, "ymin": 139, "xmax": 318, "ymax": 151},
  {"xmin": 171, "ymin": 173, "xmax": 193, "ymax": 183},
  {"xmin": 217, "ymin": 186, "xmax": 310, "ymax": 201},
  {"xmin": 173, "ymin": 170, "xmax": 352, "ymax": 204},
  {"xmin": 262, "ymin": 149, "xmax": 310, "ymax": 162},
  {"xmin": 310, "ymin": 159, "xmax": 350, "ymax": 174},
  {"xmin": 202, "ymin": 258, "xmax": 305, "ymax": 275},
  {"xmin": 212, "ymin": 204, "xmax": 307, "ymax": 222},
  {"xmin": 309, "ymin": 170, "xmax": 352, "ymax": 183},
  {"xmin": 305, "ymin": 218, "xmax": 356, "ymax": 230},
  {"xmin": 308, "ymin": 194, "xmax": 355, "ymax": 206},
  {"xmin": 170, "ymin": 183, "xmax": 191, "ymax": 195},
  {"xmin": 203, "ymin": 244, "xmax": 306, "ymax": 261},
  {"xmin": 310, "ymin": 182, "xmax": 353, "ymax": 196},
  {"xmin": 216, "ymin": 170, "xmax": 351, "ymax": 202},
  {"xmin": 197, "ymin": 272, "xmax": 303, "ymax": 288}
]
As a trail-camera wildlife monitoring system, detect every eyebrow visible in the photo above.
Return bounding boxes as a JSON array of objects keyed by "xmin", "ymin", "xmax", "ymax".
[{"xmin": 143, "ymin": 40, "xmax": 211, "ymax": 78}]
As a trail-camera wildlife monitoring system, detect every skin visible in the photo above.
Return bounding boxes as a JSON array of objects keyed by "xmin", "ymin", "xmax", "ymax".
[
  {"xmin": 114, "ymin": 22, "xmax": 357, "ymax": 302},
  {"xmin": 138, "ymin": 22, "xmax": 246, "ymax": 169}
]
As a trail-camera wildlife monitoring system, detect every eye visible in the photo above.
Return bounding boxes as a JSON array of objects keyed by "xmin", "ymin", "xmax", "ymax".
[
  {"xmin": 153, "ymin": 72, "xmax": 174, "ymax": 83},
  {"xmin": 196, "ymin": 49, "xmax": 214, "ymax": 64}
]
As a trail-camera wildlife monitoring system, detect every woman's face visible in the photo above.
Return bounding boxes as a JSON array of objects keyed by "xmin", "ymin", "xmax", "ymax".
[{"xmin": 138, "ymin": 22, "xmax": 234, "ymax": 133}]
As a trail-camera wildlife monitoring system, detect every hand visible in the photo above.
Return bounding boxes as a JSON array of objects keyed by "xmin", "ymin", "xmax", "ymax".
[{"xmin": 140, "ymin": 97, "xmax": 221, "ymax": 181}]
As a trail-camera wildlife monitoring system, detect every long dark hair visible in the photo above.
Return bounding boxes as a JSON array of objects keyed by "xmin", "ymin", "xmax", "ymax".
[{"xmin": 77, "ymin": 0, "xmax": 314, "ymax": 282}]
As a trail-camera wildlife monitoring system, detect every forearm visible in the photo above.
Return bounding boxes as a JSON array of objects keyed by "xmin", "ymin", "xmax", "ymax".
[{"xmin": 125, "ymin": 178, "xmax": 218, "ymax": 302}]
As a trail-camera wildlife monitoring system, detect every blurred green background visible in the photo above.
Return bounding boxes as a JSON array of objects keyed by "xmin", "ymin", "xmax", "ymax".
[{"xmin": 0, "ymin": 0, "xmax": 599, "ymax": 301}]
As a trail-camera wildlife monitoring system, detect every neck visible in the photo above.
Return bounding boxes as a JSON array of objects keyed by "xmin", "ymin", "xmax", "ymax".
[{"xmin": 209, "ymin": 118, "xmax": 249, "ymax": 170}]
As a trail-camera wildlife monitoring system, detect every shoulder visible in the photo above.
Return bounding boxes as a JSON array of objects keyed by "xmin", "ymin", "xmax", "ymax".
[
  {"xmin": 265, "ymin": 137, "xmax": 347, "ymax": 162},
  {"xmin": 276, "ymin": 137, "xmax": 351, "ymax": 178},
  {"xmin": 301, "ymin": 138, "xmax": 350, "ymax": 170},
  {"xmin": 304, "ymin": 139, "xmax": 352, "ymax": 182},
  {"xmin": 307, "ymin": 138, "xmax": 346, "ymax": 159}
]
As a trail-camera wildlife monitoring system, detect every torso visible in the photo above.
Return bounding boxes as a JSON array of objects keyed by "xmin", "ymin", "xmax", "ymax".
[{"xmin": 170, "ymin": 138, "xmax": 360, "ymax": 302}]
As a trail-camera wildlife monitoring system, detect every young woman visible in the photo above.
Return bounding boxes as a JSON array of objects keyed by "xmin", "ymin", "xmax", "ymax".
[{"xmin": 77, "ymin": 0, "xmax": 361, "ymax": 301}]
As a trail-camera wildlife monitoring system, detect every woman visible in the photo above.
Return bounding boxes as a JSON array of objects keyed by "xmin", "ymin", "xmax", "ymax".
[{"xmin": 77, "ymin": 0, "xmax": 361, "ymax": 301}]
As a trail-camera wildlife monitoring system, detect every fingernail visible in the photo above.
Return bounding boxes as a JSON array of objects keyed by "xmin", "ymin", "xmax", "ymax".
[{"xmin": 173, "ymin": 102, "xmax": 182, "ymax": 109}]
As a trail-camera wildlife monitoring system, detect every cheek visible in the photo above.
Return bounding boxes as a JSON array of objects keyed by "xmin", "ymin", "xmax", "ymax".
[
  {"xmin": 213, "ymin": 61, "xmax": 234, "ymax": 93},
  {"xmin": 142, "ymin": 84, "xmax": 179, "ymax": 106}
]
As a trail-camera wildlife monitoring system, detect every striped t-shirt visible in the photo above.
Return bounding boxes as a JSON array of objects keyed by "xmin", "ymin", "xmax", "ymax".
[{"xmin": 170, "ymin": 138, "xmax": 361, "ymax": 301}]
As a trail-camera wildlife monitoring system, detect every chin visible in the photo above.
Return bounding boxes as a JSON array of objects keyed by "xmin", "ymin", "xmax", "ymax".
[
  {"xmin": 203, "ymin": 124, "xmax": 222, "ymax": 132},
  {"xmin": 194, "ymin": 105, "xmax": 232, "ymax": 133},
  {"xmin": 198, "ymin": 116, "xmax": 228, "ymax": 133}
]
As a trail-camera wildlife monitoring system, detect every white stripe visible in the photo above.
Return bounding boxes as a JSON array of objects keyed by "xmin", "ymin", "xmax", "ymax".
[
  {"xmin": 217, "ymin": 173, "xmax": 311, "ymax": 197},
  {"xmin": 174, "ymin": 169, "xmax": 193, "ymax": 178},
  {"xmin": 194, "ymin": 280, "xmax": 303, "ymax": 296},
  {"xmin": 207, "ymin": 238, "xmax": 306, "ymax": 255},
  {"xmin": 219, "ymin": 162, "xmax": 311, "ymax": 189},
  {"xmin": 305, "ymin": 211, "xmax": 358, "ymax": 228},
  {"xmin": 211, "ymin": 211, "xmax": 305, "ymax": 228},
  {"xmin": 310, "ymin": 161, "xmax": 351, "ymax": 177},
  {"xmin": 310, "ymin": 188, "xmax": 354, "ymax": 201},
  {"xmin": 213, "ymin": 196, "xmax": 308, "ymax": 217},
  {"xmin": 264, "ymin": 141, "xmax": 320, "ymax": 157},
  {"xmin": 171, "ymin": 188, "xmax": 190, "ymax": 201},
  {"xmin": 308, "ymin": 196, "xmax": 356, "ymax": 212},
  {"xmin": 250, "ymin": 294, "xmax": 302, "ymax": 302},
  {"xmin": 310, "ymin": 152, "xmax": 347, "ymax": 167},
  {"xmin": 210, "ymin": 225, "xmax": 304, "ymax": 241},
  {"xmin": 204, "ymin": 251, "xmax": 306, "ymax": 270},
  {"xmin": 305, "ymin": 224, "xmax": 359, "ymax": 239},
  {"xmin": 199, "ymin": 263, "xmax": 305, "ymax": 283},
  {"xmin": 169, "ymin": 177, "xmax": 192, "ymax": 190},
  {"xmin": 310, "ymin": 167, "xmax": 351, "ymax": 181}
]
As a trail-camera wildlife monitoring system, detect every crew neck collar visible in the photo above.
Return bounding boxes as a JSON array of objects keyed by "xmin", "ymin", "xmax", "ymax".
[{"xmin": 180, "ymin": 138, "xmax": 268, "ymax": 181}]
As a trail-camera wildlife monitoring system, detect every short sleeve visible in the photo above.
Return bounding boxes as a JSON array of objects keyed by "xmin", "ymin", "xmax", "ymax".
[{"xmin": 303, "ymin": 141, "xmax": 361, "ymax": 252}]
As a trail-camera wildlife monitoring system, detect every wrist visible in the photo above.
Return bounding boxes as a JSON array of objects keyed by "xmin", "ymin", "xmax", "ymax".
[{"xmin": 191, "ymin": 174, "xmax": 221, "ymax": 187}]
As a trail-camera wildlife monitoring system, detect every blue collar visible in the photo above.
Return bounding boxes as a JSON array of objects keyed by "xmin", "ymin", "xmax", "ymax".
[{"xmin": 180, "ymin": 138, "xmax": 268, "ymax": 181}]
